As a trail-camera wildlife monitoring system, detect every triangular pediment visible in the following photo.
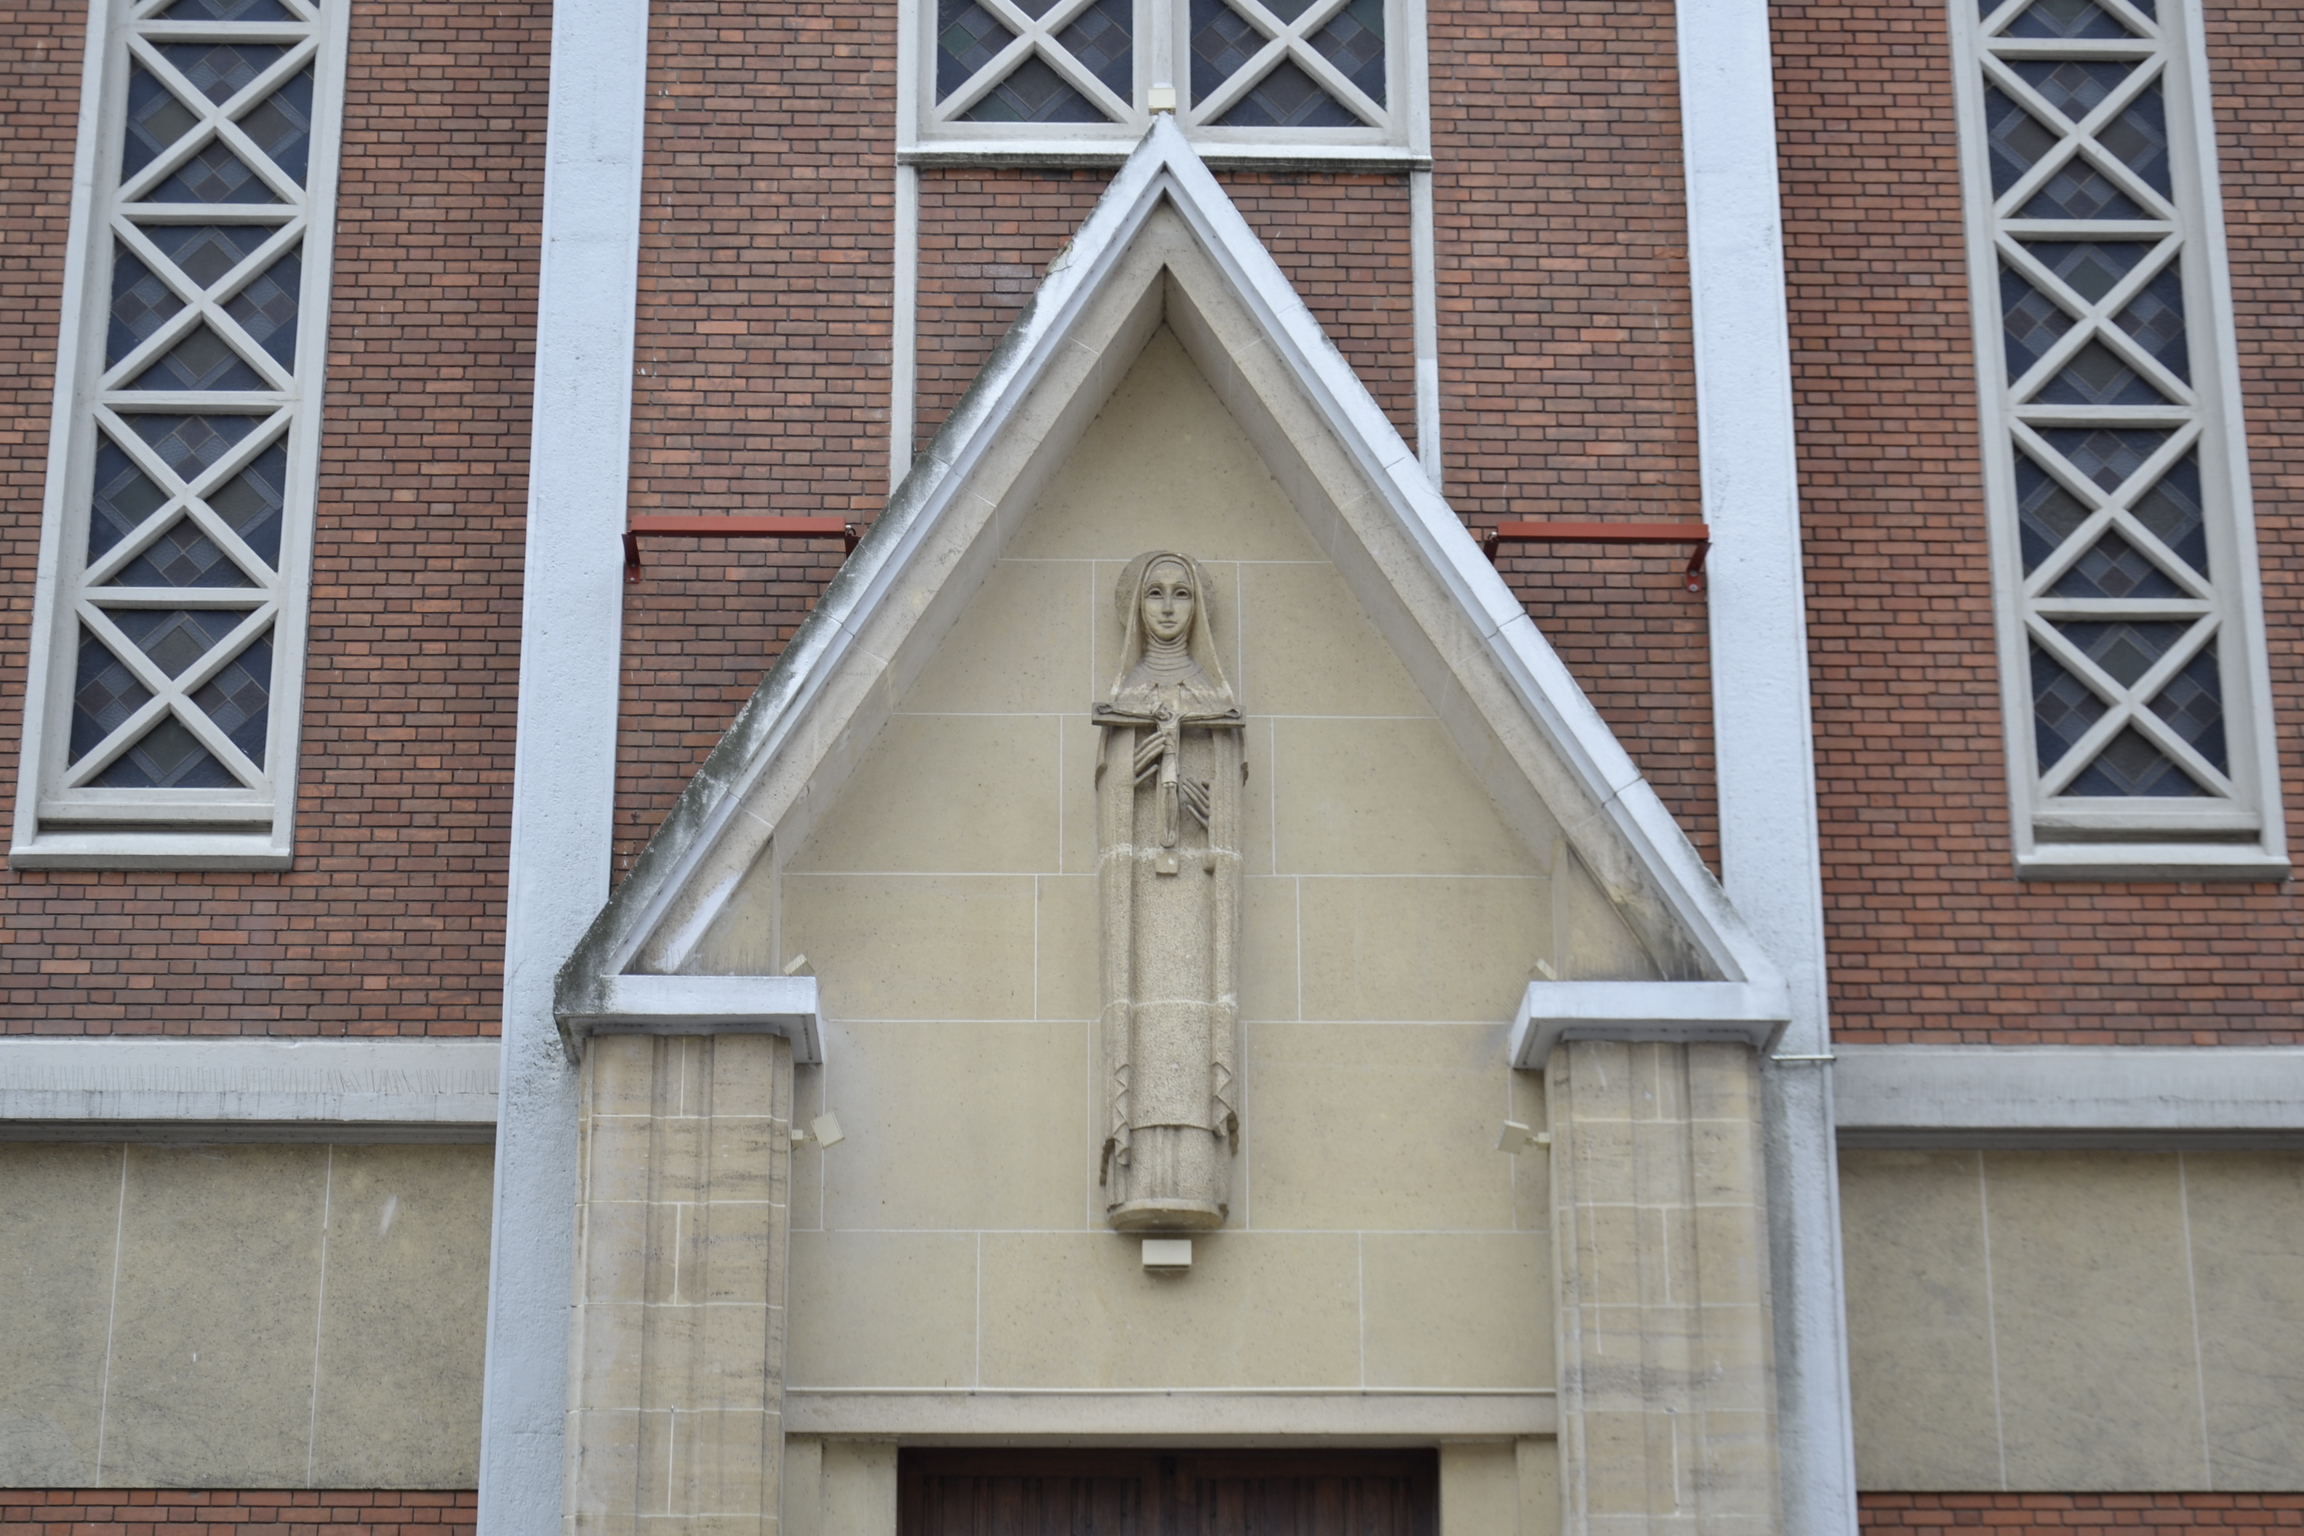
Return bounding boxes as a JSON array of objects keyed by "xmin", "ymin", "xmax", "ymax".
[{"xmin": 554, "ymin": 120, "xmax": 1785, "ymax": 1061}]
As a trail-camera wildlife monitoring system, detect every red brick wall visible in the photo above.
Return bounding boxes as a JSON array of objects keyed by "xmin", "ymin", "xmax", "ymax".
[
  {"xmin": 0, "ymin": 1491, "xmax": 475, "ymax": 1536},
  {"xmin": 1860, "ymin": 1494, "xmax": 2304, "ymax": 1535},
  {"xmin": 613, "ymin": 0, "xmax": 895, "ymax": 871},
  {"xmin": 0, "ymin": 0, "xmax": 85, "ymax": 932},
  {"xmin": 1431, "ymin": 0, "xmax": 1719, "ymax": 868},
  {"xmin": 0, "ymin": 0, "xmax": 549, "ymax": 1036},
  {"xmin": 911, "ymin": 168, "xmax": 1416, "ymax": 454},
  {"xmin": 1775, "ymin": 0, "xmax": 2304, "ymax": 1044}
]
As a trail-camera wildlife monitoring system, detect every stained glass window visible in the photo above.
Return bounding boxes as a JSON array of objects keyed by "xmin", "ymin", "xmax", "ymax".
[
  {"xmin": 19, "ymin": 0, "xmax": 340, "ymax": 863},
  {"xmin": 1960, "ymin": 0, "xmax": 2280, "ymax": 868},
  {"xmin": 922, "ymin": 0, "xmax": 1397, "ymax": 140}
]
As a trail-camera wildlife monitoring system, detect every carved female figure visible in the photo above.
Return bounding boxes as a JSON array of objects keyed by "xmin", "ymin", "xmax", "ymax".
[{"xmin": 1094, "ymin": 551, "xmax": 1244, "ymax": 1230}]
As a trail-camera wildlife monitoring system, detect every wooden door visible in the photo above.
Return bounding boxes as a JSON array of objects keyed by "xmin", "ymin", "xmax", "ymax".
[{"xmin": 899, "ymin": 1449, "xmax": 1437, "ymax": 1536}]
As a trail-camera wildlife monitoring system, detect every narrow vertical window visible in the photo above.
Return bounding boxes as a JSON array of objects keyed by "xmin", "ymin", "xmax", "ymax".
[
  {"xmin": 14, "ymin": 0, "xmax": 346, "ymax": 868},
  {"xmin": 1951, "ymin": 0, "xmax": 2285, "ymax": 876}
]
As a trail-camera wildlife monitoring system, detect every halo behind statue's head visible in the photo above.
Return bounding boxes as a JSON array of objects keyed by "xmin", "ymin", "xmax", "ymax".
[{"xmin": 1110, "ymin": 549, "xmax": 1233, "ymax": 701}]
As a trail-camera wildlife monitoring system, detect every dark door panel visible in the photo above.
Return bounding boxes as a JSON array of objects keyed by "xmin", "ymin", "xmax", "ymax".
[{"xmin": 900, "ymin": 1449, "xmax": 1437, "ymax": 1536}]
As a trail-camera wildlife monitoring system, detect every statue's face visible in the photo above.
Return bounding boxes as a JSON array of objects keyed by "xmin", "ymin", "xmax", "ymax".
[{"xmin": 1140, "ymin": 561, "xmax": 1194, "ymax": 644}]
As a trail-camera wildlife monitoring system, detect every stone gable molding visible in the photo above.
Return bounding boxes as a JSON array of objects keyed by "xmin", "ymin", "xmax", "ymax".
[{"xmin": 554, "ymin": 119, "xmax": 1786, "ymax": 1062}]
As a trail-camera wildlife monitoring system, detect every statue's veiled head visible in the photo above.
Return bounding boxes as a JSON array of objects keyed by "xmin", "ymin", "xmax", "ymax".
[{"xmin": 1110, "ymin": 549, "xmax": 1233, "ymax": 704}]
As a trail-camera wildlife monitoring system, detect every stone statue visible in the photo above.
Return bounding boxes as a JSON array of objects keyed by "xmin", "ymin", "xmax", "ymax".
[{"xmin": 1093, "ymin": 551, "xmax": 1244, "ymax": 1231}]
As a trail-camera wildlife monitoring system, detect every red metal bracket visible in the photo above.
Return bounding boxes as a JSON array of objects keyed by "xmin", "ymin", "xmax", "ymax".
[
  {"xmin": 623, "ymin": 515, "xmax": 861, "ymax": 583},
  {"xmin": 1480, "ymin": 521, "xmax": 1712, "ymax": 594}
]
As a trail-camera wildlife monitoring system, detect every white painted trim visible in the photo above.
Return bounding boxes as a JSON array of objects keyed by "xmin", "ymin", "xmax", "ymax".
[
  {"xmin": 555, "ymin": 120, "xmax": 1788, "ymax": 1042},
  {"xmin": 1409, "ymin": 166, "xmax": 1439, "ymax": 485},
  {"xmin": 11, "ymin": 0, "xmax": 351, "ymax": 870},
  {"xmin": 1675, "ymin": 0, "xmax": 1858, "ymax": 1525},
  {"xmin": 0, "ymin": 1038, "xmax": 499, "ymax": 1130},
  {"xmin": 474, "ymin": 0, "xmax": 652, "ymax": 1528},
  {"xmin": 557, "ymin": 974, "xmax": 822, "ymax": 1062},
  {"xmin": 1947, "ymin": 0, "xmax": 2285, "ymax": 875},
  {"xmin": 783, "ymin": 1389, "xmax": 1555, "ymax": 1441},
  {"xmin": 893, "ymin": 161, "xmax": 919, "ymax": 487},
  {"xmin": 1834, "ymin": 1044, "xmax": 2304, "ymax": 1142},
  {"xmin": 1507, "ymin": 981, "xmax": 1791, "ymax": 1068}
]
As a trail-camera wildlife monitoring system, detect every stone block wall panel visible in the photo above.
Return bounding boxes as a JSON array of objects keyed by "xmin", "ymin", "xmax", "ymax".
[
  {"xmin": 0, "ymin": 1142, "xmax": 493, "ymax": 1490},
  {"xmin": 1841, "ymin": 1149, "xmax": 2304, "ymax": 1492}
]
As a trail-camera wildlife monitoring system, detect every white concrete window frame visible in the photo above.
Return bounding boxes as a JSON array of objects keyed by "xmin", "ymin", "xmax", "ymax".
[
  {"xmin": 900, "ymin": 0, "xmax": 1428, "ymax": 166},
  {"xmin": 12, "ymin": 0, "xmax": 349, "ymax": 871},
  {"xmin": 1947, "ymin": 0, "xmax": 2285, "ymax": 880}
]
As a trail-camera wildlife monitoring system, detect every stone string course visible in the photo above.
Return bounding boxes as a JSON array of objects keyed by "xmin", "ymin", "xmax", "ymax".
[{"xmin": 0, "ymin": 0, "xmax": 547, "ymax": 1037}]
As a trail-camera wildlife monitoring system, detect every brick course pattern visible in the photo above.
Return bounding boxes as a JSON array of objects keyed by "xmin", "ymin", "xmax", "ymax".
[
  {"xmin": 1431, "ymin": 0, "xmax": 1719, "ymax": 869},
  {"xmin": 1859, "ymin": 1494, "xmax": 2304, "ymax": 1535},
  {"xmin": 0, "ymin": 0, "xmax": 548, "ymax": 1036},
  {"xmin": 1775, "ymin": 0, "xmax": 2304, "ymax": 1044},
  {"xmin": 613, "ymin": 0, "xmax": 895, "ymax": 874},
  {"xmin": 0, "ymin": 1491, "xmax": 476, "ymax": 1536}
]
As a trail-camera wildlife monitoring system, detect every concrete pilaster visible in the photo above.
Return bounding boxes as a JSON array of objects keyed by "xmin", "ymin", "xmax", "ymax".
[
  {"xmin": 565, "ymin": 1034, "xmax": 794, "ymax": 1536},
  {"xmin": 1551, "ymin": 1039, "xmax": 1782, "ymax": 1536}
]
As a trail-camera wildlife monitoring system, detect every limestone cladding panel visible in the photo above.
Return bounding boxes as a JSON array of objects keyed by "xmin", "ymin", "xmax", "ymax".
[
  {"xmin": 0, "ymin": 1142, "xmax": 493, "ymax": 1488},
  {"xmin": 1549, "ymin": 1039, "xmax": 1781, "ymax": 1536},
  {"xmin": 564, "ymin": 1033, "xmax": 794, "ymax": 1536},
  {"xmin": 1839, "ymin": 1149, "xmax": 2304, "ymax": 1492},
  {"xmin": 0, "ymin": 0, "xmax": 547, "ymax": 1036},
  {"xmin": 0, "ymin": 1490, "xmax": 478, "ymax": 1536},
  {"xmin": 1440, "ymin": 1441, "xmax": 1565, "ymax": 1536},
  {"xmin": 1776, "ymin": 0, "xmax": 2304, "ymax": 1043},
  {"xmin": 761, "ymin": 329, "xmax": 1612, "ymax": 1395},
  {"xmin": 911, "ymin": 171, "xmax": 1415, "ymax": 460}
]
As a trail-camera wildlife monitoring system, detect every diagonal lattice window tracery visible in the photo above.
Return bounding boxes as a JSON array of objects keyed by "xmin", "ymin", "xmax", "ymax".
[
  {"xmin": 21, "ymin": 0, "xmax": 340, "ymax": 861},
  {"xmin": 922, "ymin": 0, "xmax": 1396, "ymax": 140},
  {"xmin": 1959, "ymin": 0, "xmax": 2277, "ymax": 858}
]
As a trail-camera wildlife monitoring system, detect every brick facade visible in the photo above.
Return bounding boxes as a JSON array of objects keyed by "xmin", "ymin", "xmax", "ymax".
[
  {"xmin": 1775, "ymin": 0, "xmax": 2304, "ymax": 1045},
  {"xmin": 1859, "ymin": 1494, "xmax": 2304, "ymax": 1535},
  {"xmin": 1431, "ymin": 0, "xmax": 1718, "ymax": 867},
  {"xmin": 5, "ymin": 0, "xmax": 2297, "ymax": 1041},
  {"xmin": 0, "ymin": 0, "xmax": 548, "ymax": 1036},
  {"xmin": 612, "ymin": 0, "xmax": 894, "ymax": 872},
  {"xmin": 0, "ymin": 1491, "xmax": 475, "ymax": 1536}
]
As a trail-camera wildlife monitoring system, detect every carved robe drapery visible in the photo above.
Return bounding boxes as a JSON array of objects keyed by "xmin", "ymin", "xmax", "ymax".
[{"xmin": 1095, "ymin": 551, "xmax": 1243, "ymax": 1231}]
